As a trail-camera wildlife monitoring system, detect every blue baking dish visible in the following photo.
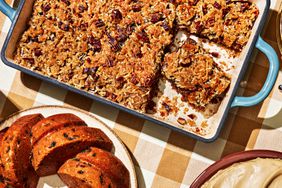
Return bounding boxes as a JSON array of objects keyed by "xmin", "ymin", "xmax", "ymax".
[{"xmin": 0, "ymin": 0, "xmax": 279, "ymax": 142}]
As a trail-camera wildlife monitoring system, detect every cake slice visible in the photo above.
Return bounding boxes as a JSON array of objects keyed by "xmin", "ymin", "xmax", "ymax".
[
  {"xmin": 58, "ymin": 158, "xmax": 117, "ymax": 188},
  {"xmin": 162, "ymin": 38, "xmax": 231, "ymax": 109},
  {"xmin": 32, "ymin": 126, "xmax": 113, "ymax": 176},
  {"xmin": 175, "ymin": 0, "xmax": 259, "ymax": 51},
  {"xmin": 76, "ymin": 147, "xmax": 129, "ymax": 188},
  {"xmin": 14, "ymin": 0, "xmax": 176, "ymax": 112},
  {"xmin": 31, "ymin": 113, "xmax": 87, "ymax": 145},
  {"xmin": 0, "ymin": 114, "xmax": 44, "ymax": 187}
]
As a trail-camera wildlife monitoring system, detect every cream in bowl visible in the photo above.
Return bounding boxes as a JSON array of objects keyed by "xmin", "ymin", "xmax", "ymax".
[{"xmin": 202, "ymin": 158, "xmax": 282, "ymax": 188}]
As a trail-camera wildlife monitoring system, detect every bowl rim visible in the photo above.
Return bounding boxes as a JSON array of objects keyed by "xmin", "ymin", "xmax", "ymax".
[{"xmin": 190, "ymin": 150, "xmax": 282, "ymax": 188}]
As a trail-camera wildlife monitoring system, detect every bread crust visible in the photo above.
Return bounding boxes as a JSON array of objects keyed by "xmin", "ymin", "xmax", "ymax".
[
  {"xmin": 31, "ymin": 113, "xmax": 87, "ymax": 145},
  {"xmin": 0, "ymin": 114, "xmax": 43, "ymax": 187},
  {"xmin": 32, "ymin": 126, "xmax": 113, "ymax": 176},
  {"xmin": 77, "ymin": 147, "xmax": 129, "ymax": 188},
  {"xmin": 58, "ymin": 158, "xmax": 117, "ymax": 188}
]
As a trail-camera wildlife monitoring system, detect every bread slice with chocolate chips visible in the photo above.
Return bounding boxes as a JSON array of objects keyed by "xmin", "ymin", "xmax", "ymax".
[
  {"xmin": 58, "ymin": 158, "xmax": 117, "ymax": 188},
  {"xmin": 32, "ymin": 126, "xmax": 113, "ymax": 176},
  {"xmin": 0, "ymin": 114, "xmax": 44, "ymax": 187},
  {"xmin": 31, "ymin": 113, "xmax": 87, "ymax": 145},
  {"xmin": 75, "ymin": 147, "xmax": 129, "ymax": 188}
]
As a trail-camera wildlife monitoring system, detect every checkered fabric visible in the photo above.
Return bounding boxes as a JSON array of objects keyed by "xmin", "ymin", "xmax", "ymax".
[{"xmin": 0, "ymin": 0, "xmax": 281, "ymax": 187}]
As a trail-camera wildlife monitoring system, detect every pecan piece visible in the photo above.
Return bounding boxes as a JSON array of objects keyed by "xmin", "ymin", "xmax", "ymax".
[
  {"xmin": 136, "ymin": 31, "xmax": 149, "ymax": 43},
  {"xmin": 111, "ymin": 9, "xmax": 122, "ymax": 21}
]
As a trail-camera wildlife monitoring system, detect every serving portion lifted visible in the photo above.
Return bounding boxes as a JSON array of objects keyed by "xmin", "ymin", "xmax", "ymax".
[{"xmin": 14, "ymin": 0, "xmax": 259, "ymax": 115}]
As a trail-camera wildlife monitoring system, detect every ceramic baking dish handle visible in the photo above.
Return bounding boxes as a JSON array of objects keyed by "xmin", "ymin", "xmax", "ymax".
[
  {"xmin": 0, "ymin": 0, "xmax": 16, "ymax": 21},
  {"xmin": 231, "ymin": 36, "xmax": 280, "ymax": 108}
]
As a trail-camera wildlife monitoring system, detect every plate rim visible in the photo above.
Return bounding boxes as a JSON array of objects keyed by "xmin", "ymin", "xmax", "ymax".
[{"xmin": 0, "ymin": 105, "xmax": 138, "ymax": 188}]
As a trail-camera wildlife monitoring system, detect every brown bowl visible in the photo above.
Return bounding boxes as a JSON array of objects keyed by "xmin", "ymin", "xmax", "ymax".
[{"xmin": 190, "ymin": 150, "xmax": 282, "ymax": 188}]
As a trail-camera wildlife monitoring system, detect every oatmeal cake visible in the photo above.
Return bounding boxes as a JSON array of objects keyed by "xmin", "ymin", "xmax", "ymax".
[
  {"xmin": 15, "ymin": 0, "xmax": 176, "ymax": 112},
  {"xmin": 14, "ymin": 0, "xmax": 257, "ymax": 113},
  {"xmin": 175, "ymin": 0, "xmax": 259, "ymax": 51},
  {"xmin": 162, "ymin": 38, "xmax": 231, "ymax": 108}
]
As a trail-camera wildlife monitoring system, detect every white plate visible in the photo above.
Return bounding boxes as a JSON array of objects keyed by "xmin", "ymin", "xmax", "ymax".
[{"xmin": 0, "ymin": 105, "xmax": 137, "ymax": 188}]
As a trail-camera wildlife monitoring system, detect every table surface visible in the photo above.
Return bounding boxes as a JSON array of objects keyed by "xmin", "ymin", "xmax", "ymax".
[{"xmin": 0, "ymin": 0, "xmax": 282, "ymax": 187}]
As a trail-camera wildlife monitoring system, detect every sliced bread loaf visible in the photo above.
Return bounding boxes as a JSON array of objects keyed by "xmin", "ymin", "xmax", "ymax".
[
  {"xmin": 0, "ymin": 114, "xmax": 43, "ymax": 187},
  {"xmin": 32, "ymin": 126, "xmax": 113, "ymax": 176},
  {"xmin": 76, "ymin": 147, "xmax": 129, "ymax": 188},
  {"xmin": 58, "ymin": 158, "xmax": 117, "ymax": 188},
  {"xmin": 31, "ymin": 113, "xmax": 86, "ymax": 145}
]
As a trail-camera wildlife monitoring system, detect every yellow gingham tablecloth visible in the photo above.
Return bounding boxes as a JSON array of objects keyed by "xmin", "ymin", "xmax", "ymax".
[{"xmin": 0, "ymin": 0, "xmax": 282, "ymax": 187}]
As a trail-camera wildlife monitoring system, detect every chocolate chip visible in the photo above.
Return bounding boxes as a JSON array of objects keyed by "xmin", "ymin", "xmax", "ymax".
[
  {"xmin": 136, "ymin": 31, "xmax": 149, "ymax": 43},
  {"xmin": 213, "ymin": 2, "xmax": 222, "ymax": 9},
  {"xmin": 77, "ymin": 170, "xmax": 84, "ymax": 174},
  {"xmin": 132, "ymin": 4, "xmax": 142, "ymax": 12},
  {"xmin": 66, "ymin": 135, "xmax": 79, "ymax": 141},
  {"xmin": 111, "ymin": 9, "xmax": 122, "ymax": 21},
  {"xmin": 34, "ymin": 48, "xmax": 42, "ymax": 56},
  {"xmin": 48, "ymin": 141, "xmax": 56, "ymax": 148},
  {"xmin": 63, "ymin": 133, "xmax": 69, "ymax": 138},
  {"xmin": 99, "ymin": 175, "xmax": 104, "ymax": 184},
  {"xmin": 73, "ymin": 158, "xmax": 80, "ymax": 161},
  {"xmin": 151, "ymin": 13, "xmax": 162, "ymax": 23},
  {"xmin": 95, "ymin": 19, "xmax": 105, "ymax": 27},
  {"xmin": 42, "ymin": 4, "xmax": 51, "ymax": 12}
]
